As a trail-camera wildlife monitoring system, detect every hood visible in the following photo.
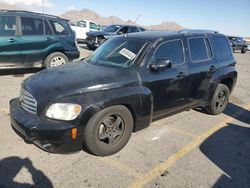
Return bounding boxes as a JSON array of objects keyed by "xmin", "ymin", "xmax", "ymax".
[
  {"xmin": 87, "ymin": 30, "xmax": 115, "ymax": 37},
  {"xmin": 23, "ymin": 61, "xmax": 138, "ymax": 104}
]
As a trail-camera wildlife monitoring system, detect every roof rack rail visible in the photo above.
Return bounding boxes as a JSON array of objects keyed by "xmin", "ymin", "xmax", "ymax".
[
  {"xmin": 0, "ymin": 9, "xmax": 61, "ymax": 20},
  {"xmin": 178, "ymin": 29, "xmax": 219, "ymax": 34}
]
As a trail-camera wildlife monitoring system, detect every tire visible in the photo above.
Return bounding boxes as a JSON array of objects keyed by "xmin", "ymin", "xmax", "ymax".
[
  {"xmin": 83, "ymin": 105, "xmax": 133, "ymax": 156},
  {"xmin": 44, "ymin": 52, "xmax": 68, "ymax": 68},
  {"xmin": 205, "ymin": 84, "xmax": 230, "ymax": 115},
  {"xmin": 241, "ymin": 48, "xmax": 246, "ymax": 54},
  {"xmin": 87, "ymin": 44, "xmax": 96, "ymax": 51}
]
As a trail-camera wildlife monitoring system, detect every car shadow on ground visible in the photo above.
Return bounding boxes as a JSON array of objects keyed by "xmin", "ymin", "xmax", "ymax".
[
  {"xmin": 0, "ymin": 68, "xmax": 42, "ymax": 76},
  {"xmin": 195, "ymin": 102, "xmax": 250, "ymax": 124},
  {"xmin": 0, "ymin": 157, "xmax": 53, "ymax": 188},
  {"xmin": 200, "ymin": 103, "xmax": 250, "ymax": 188}
]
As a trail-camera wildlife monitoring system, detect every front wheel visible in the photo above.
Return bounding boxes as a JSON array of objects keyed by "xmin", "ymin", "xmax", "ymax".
[
  {"xmin": 205, "ymin": 84, "xmax": 230, "ymax": 115},
  {"xmin": 83, "ymin": 105, "xmax": 134, "ymax": 156}
]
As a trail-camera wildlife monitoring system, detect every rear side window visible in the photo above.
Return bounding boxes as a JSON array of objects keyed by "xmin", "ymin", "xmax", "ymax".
[
  {"xmin": 154, "ymin": 40, "xmax": 184, "ymax": 65},
  {"xmin": 189, "ymin": 38, "xmax": 211, "ymax": 62},
  {"xmin": 21, "ymin": 17, "xmax": 44, "ymax": 35},
  {"xmin": 77, "ymin": 20, "xmax": 86, "ymax": 28},
  {"xmin": 0, "ymin": 16, "xmax": 16, "ymax": 36},
  {"xmin": 210, "ymin": 36, "xmax": 232, "ymax": 59},
  {"xmin": 49, "ymin": 20, "xmax": 68, "ymax": 35},
  {"xmin": 128, "ymin": 27, "xmax": 138, "ymax": 33}
]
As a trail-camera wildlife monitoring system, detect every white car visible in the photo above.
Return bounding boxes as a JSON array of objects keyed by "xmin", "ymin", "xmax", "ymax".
[
  {"xmin": 70, "ymin": 20, "xmax": 99, "ymax": 43},
  {"xmin": 247, "ymin": 44, "xmax": 250, "ymax": 51}
]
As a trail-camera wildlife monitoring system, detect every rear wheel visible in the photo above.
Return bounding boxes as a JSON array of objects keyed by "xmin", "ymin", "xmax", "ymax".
[
  {"xmin": 241, "ymin": 48, "xmax": 246, "ymax": 54},
  {"xmin": 205, "ymin": 84, "xmax": 230, "ymax": 115},
  {"xmin": 83, "ymin": 105, "xmax": 133, "ymax": 156},
  {"xmin": 44, "ymin": 52, "xmax": 68, "ymax": 68}
]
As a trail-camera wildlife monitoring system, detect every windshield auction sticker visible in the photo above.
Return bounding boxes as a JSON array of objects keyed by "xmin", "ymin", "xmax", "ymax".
[{"xmin": 119, "ymin": 48, "xmax": 136, "ymax": 60}]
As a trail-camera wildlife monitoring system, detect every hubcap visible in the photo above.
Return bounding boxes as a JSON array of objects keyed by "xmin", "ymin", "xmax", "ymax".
[
  {"xmin": 215, "ymin": 90, "xmax": 227, "ymax": 109},
  {"xmin": 50, "ymin": 56, "xmax": 66, "ymax": 67},
  {"xmin": 98, "ymin": 115, "xmax": 124, "ymax": 145}
]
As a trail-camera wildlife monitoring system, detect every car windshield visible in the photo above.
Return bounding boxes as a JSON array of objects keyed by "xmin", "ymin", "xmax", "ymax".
[
  {"xmin": 86, "ymin": 37, "xmax": 147, "ymax": 68},
  {"xmin": 102, "ymin": 25, "xmax": 121, "ymax": 33}
]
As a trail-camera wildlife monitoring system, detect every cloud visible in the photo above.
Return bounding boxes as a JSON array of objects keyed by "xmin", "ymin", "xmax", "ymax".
[
  {"xmin": 68, "ymin": 6, "xmax": 76, "ymax": 11},
  {"xmin": 0, "ymin": 0, "xmax": 54, "ymax": 9}
]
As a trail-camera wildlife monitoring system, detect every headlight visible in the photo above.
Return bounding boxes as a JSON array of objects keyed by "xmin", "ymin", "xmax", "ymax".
[{"xmin": 46, "ymin": 103, "xmax": 82, "ymax": 121}]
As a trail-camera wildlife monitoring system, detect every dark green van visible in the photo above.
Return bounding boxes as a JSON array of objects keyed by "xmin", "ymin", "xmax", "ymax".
[{"xmin": 0, "ymin": 10, "xmax": 80, "ymax": 69}]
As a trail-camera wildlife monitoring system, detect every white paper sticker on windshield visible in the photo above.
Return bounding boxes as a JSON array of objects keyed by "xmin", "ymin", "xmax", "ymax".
[{"xmin": 119, "ymin": 48, "xmax": 136, "ymax": 60}]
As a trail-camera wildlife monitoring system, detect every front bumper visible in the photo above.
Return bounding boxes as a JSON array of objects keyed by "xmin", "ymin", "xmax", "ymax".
[{"xmin": 10, "ymin": 99, "xmax": 84, "ymax": 154}]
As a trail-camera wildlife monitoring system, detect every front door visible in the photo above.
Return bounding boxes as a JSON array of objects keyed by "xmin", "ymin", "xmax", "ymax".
[{"xmin": 142, "ymin": 38, "xmax": 190, "ymax": 117}]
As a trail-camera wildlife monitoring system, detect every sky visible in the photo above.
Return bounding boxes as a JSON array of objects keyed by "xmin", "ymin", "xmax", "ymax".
[{"xmin": 1, "ymin": 0, "xmax": 250, "ymax": 37}]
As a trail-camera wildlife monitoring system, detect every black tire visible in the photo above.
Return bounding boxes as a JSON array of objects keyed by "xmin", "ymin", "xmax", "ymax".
[
  {"xmin": 241, "ymin": 48, "xmax": 246, "ymax": 54},
  {"xmin": 87, "ymin": 44, "xmax": 96, "ymax": 51},
  {"xmin": 205, "ymin": 84, "xmax": 230, "ymax": 115},
  {"xmin": 44, "ymin": 52, "xmax": 68, "ymax": 68},
  {"xmin": 83, "ymin": 105, "xmax": 133, "ymax": 156}
]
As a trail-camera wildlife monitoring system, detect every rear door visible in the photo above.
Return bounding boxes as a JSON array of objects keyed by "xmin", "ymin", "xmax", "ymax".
[
  {"xmin": 19, "ymin": 17, "xmax": 54, "ymax": 67},
  {"xmin": 0, "ymin": 15, "xmax": 23, "ymax": 68},
  {"xmin": 187, "ymin": 36, "xmax": 217, "ymax": 104}
]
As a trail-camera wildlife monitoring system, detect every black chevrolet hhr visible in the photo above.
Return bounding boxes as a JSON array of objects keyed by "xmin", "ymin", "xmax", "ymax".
[{"xmin": 10, "ymin": 30, "xmax": 237, "ymax": 156}]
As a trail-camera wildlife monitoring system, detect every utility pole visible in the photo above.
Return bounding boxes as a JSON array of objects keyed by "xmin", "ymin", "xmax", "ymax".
[
  {"xmin": 134, "ymin": 14, "xmax": 141, "ymax": 24},
  {"xmin": 42, "ymin": 0, "xmax": 44, "ymax": 13}
]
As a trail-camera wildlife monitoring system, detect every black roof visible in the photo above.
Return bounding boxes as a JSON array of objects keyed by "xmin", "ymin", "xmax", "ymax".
[{"xmin": 125, "ymin": 30, "xmax": 224, "ymax": 42}]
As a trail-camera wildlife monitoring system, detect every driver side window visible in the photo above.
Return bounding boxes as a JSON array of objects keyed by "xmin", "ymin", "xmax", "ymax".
[{"xmin": 154, "ymin": 40, "xmax": 184, "ymax": 65}]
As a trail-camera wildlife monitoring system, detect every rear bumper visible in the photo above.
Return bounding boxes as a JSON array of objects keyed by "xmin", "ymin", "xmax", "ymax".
[
  {"xmin": 10, "ymin": 99, "xmax": 84, "ymax": 154},
  {"xmin": 65, "ymin": 50, "xmax": 80, "ymax": 61}
]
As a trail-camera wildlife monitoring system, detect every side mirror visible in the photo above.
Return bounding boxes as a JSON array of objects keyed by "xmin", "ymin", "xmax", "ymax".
[{"xmin": 149, "ymin": 59, "xmax": 172, "ymax": 71}]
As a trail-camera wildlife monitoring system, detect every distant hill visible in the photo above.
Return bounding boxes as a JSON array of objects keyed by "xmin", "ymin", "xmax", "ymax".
[
  {"xmin": 0, "ymin": 2, "xmax": 20, "ymax": 10},
  {"xmin": 61, "ymin": 9, "xmax": 184, "ymax": 30}
]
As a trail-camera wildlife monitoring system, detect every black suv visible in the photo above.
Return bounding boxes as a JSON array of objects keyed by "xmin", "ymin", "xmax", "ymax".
[
  {"xmin": 228, "ymin": 36, "xmax": 247, "ymax": 54},
  {"xmin": 86, "ymin": 24, "xmax": 145, "ymax": 50},
  {"xmin": 0, "ymin": 10, "xmax": 79, "ymax": 69},
  {"xmin": 10, "ymin": 30, "xmax": 237, "ymax": 156}
]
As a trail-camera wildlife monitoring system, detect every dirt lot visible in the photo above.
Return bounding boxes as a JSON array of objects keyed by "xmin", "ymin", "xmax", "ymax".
[{"xmin": 0, "ymin": 47, "xmax": 250, "ymax": 188}]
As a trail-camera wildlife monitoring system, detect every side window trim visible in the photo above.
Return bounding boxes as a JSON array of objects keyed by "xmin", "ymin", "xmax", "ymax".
[
  {"xmin": 152, "ymin": 39, "xmax": 186, "ymax": 67},
  {"xmin": 188, "ymin": 36, "xmax": 213, "ymax": 63},
  {"xmin": 45, "ymin": 19, "xmax": 54, "ymax": 35},
  {"xmin": 204, "ymin": 38, "xmax": 214, "ymax": 59}
]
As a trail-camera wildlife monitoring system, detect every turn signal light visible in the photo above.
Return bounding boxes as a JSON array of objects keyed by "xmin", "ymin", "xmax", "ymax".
[{"xmin": 72, "ymin": 128, "xmax": 77, "ymax": 139}]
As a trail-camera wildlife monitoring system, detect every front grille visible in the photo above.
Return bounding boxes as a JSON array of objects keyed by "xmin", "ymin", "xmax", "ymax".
[{"xmin": 20, "ymin": 88, "xmax": 37, "ymax": 115}]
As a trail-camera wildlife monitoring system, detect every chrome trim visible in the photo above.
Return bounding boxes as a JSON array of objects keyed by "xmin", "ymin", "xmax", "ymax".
[{"xmin": 20, "ymin": 88, "xmax": 37, "ymax": 114}]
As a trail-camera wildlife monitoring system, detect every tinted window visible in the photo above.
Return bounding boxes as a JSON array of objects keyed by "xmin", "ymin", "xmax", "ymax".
[
  {"xmin": 21, "ymin": 17, "xmax": 44, "ymax": 35},
  {"xmin": 0, "ymin": 16, "xmax": 16, "ymax": 36},
  {"xmin": 90, "ymin": 22, "xmax": 99, "ymax": 30},
  {"xmin": 211, "ymin": 36, "xmax": 232, "ymax": 59},
  {"xmin": 189, "ymin": 38, "xmax": 209, "ymax": 61},
  {"xmin": 119, "ymin": 26, "xmax": 129, "ymax": 34},
  {"xmin": 128, "ymin": 27, "xmax": 138, "ymax": 33},
  {"xmin": 49, "ymin": 20, "xmax": 68, "ymax": 35},
  {"xmin": 45, "ymin": 20, "xmax": 52, "ymax": 35},
  {"xmin": 77, "ymin": 20, "xmax": 86, "ymax": 28},
  {"xmin": 154, "ymin": 40, "xmax": 184, "ymax": 65}
]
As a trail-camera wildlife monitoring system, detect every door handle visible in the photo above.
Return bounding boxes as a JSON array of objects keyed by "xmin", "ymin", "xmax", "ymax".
[
  {"xmin": 8, "ymin": 38, "xmax": 16, "ymax": 42},
  {"xmin": 209, "ymin": 65, "xmax": 217, "ymax": 72},
  {"xmin": 177, "ymin": 72, "xmax": 185, "ymax": 78}
]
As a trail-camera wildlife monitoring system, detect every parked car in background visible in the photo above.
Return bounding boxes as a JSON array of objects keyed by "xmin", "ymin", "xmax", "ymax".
[
  {"xmin": 228, "ymin": 36, "xmax": 247, "ymax": 54},
  {"xmin": 86, "ymin": 24, "xmax": 146, "ymax": 50},
  {"xmin": 10, "ymin": 30, "xmax": 237, "ymax": 156},
  {"xmin": 0, "ymin": 10, "xmax": 79, "ymax": 69},
  {"xmin": 70, "ymin": 20, "xmax": 99, "ymax": 43},
  {"xmin": 247, "ymin": 44, "xmax": 250, "ymax": 51}
]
